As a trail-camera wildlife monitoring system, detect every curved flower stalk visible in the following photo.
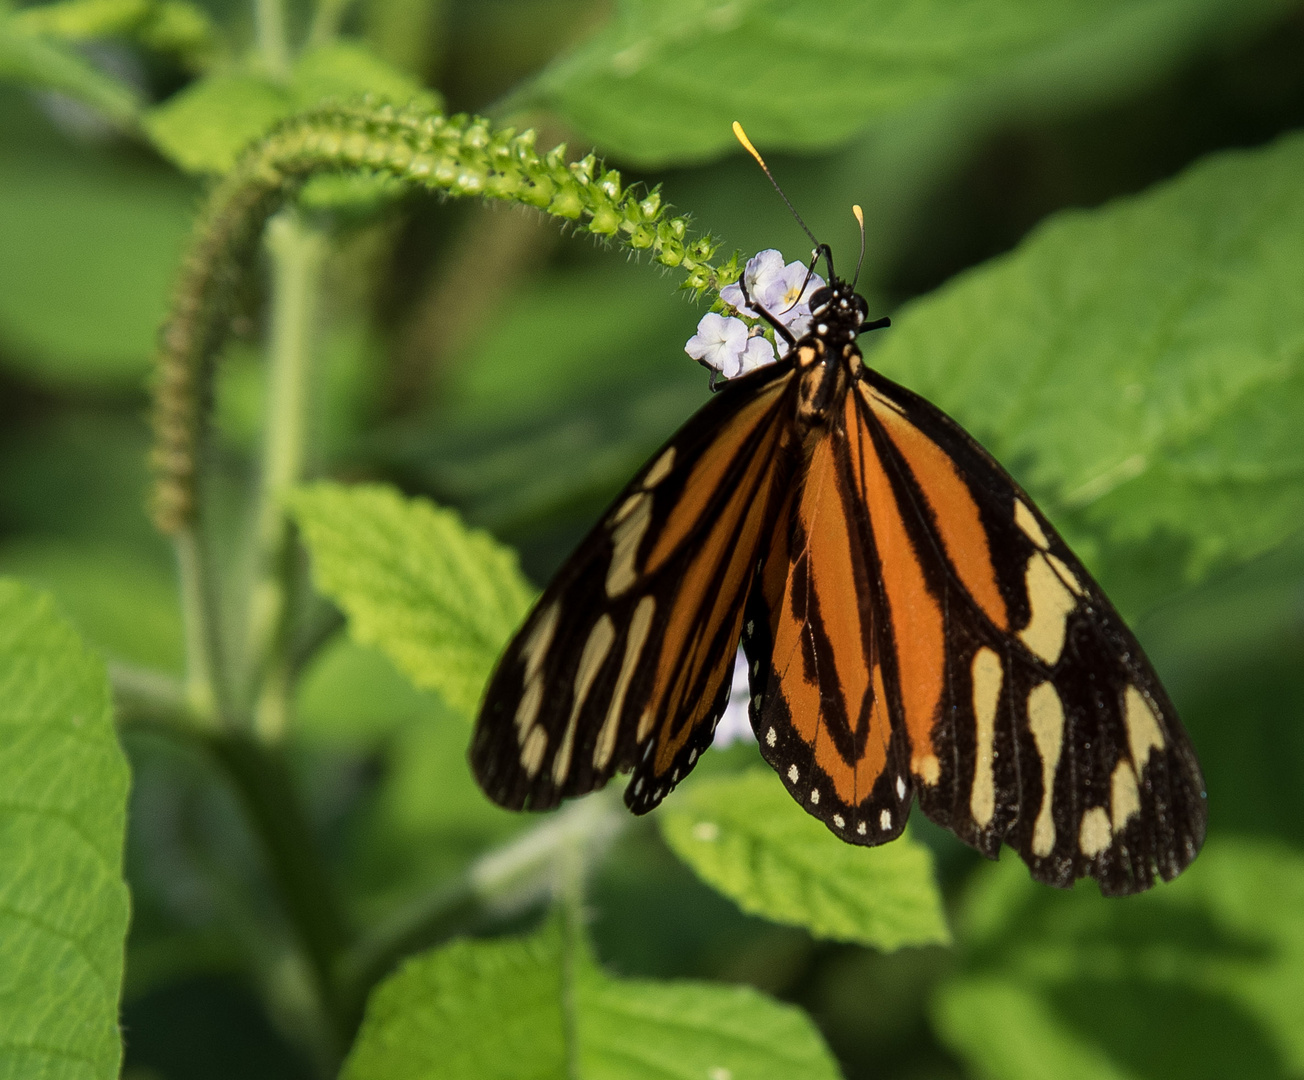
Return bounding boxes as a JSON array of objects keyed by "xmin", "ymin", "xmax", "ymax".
[{"xmin": 150, "ymin": 99, "xmax": 736, "ymax": 535}]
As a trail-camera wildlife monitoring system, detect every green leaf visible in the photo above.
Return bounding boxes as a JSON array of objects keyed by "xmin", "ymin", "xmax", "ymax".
[
  {"xmin": 0, "ymin": 579, "xmax": 131, "ymax": 1079},
  {"xmin": 294, "ymin": 636, "xmax": 437, "ymax": 746},
  {"xmin": 290, "ymin": 481, "xmax": 536, "ymax": 717},
  {"xmin": 0, "ymin": 540, "xmax": 182, "ymax": 672},
  {"xmin": 869, "ymin": 132, "xmax": 1304, "ymax": 614},
  {"xmin": 0, "ymin": 21, "xmax": 139, "ymax": 123},
  {"xmin": 345, "ymin": 924, "xmax": 844, "ymax": 1080},
  {"xmin": 580, "ymin": 970, "xmax": 844, "ymax": 1080},
  {"xmin": 522, "ymin": 0, "xmax": 1295, "ymax": 166},
  {"xmin": 10, "ymin": 0, "xmax": 219, "ymax": 68},
  {"xmin": 143, "ymin": 70, "xmax": 289, "ymax": 174},
  {"xmin": 0, "ymin": 152, "xmax": 194, "ymax": 387},
  {"xmin": 344, "ymin": 931, "xmax": 567, "ymax": 1080},
  {"xmin": 933, "ymin": 836, "xmax": 1304, "ymax": 1080},
  {"xmin": 145, "ymin": 41, "xmax": 440, "ymax": 174},
  {"xmin": 1134, "ymin": 534, "xmax": 1304, "ymax": 847},
  {"xmin": 660, "ymin": 770, "xmax": 950, "ymax": 950}
]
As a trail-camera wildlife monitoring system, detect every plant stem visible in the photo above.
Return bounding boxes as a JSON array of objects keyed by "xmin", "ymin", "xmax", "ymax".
[
  {"xmin": 112, "ymin": 670, "xmax": 351, "ymax": 1070},
  {"xmin": 205, "ymin": 732, "xmax": 351, "ymax": 1059},
  {"xmin": 307, "ymin": 0, "xmax": 351, "ymax": 47},
  {"xmin": 175, "ymin": 526, "xmax": 226, "ymax": 725},
  {"xmin": 556, "ymin": 829, "xmax": 584, "ymax": 1080},
  {"xmin": 109, "ymin": 661, "xmax": 188, "ymax": 721},
  {"xmin": 246, "ymin": 209, "xmax": 327, "ymax": 740},
  {"xmin": 254, "ymin": 0, "xmax": 291, "ymax": 78}
]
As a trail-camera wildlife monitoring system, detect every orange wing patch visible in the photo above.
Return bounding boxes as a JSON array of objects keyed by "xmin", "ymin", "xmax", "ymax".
[
  {"xmin": 650, "ymin": 414, "xmax": 788, "ymax": 773},
  {"xmin": 848, "ymin": 389, "xmax": 945, "ymax": 785},
  {"xmin": 861, "ymin": 383, "xmax": 1007, "ymax": 632},
  {"xmin": 646, "ymin": 380, "xmax": 787, "ymax": 574},
  {"xmin": 762, "ymin": 431, "xmax": 891, "ymax": 807}
]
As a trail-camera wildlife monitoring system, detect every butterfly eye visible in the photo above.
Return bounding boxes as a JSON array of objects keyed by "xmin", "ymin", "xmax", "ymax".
[{"xmin": 808, "ymin": 285, "xmax": 832, "ymax": 311}]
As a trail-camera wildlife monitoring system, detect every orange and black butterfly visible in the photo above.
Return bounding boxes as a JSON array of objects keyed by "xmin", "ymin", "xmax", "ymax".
[{"xmin": 471, "ymin": 130, "xmax": 1206, "ymax": 897}]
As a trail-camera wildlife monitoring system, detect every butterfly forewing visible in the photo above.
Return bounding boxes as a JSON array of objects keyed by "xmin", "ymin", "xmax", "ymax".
[{"xmin": 472, "ymin": 362, "xmax": 799, "ymax": 814}]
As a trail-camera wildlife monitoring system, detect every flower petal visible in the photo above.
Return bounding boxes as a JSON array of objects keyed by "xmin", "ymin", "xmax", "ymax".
[
  {"xmin": 685, "ymin": 312, "xmax": 749, "ymax": 376},
  {"xmin": 738, "ymin": 334, "xmax": 778, "ymax": 375}
]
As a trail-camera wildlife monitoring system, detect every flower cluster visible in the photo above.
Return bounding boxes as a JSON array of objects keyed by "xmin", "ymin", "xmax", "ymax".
[{"xmin": 684, "ymin": 249, "xmax": 824, "ymax": 381}]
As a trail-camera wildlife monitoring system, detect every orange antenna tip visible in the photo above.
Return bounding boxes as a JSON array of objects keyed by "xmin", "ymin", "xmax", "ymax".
[
  {"xmin": 852, "ymin": 204, "xmax": 864, "ymax": 227},
  {"xmin": 732, "ymin": 121, "xmax": 766, "ymax": 168}
]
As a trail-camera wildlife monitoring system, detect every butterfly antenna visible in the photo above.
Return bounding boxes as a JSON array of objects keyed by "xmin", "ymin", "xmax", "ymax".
[
  {"xmin": 851, "ymin": 205, "xmax": 866, "ymax": 289},
  {"xmin": 733, "ymin": 121, "xmax": 820, "ymax": 252}
]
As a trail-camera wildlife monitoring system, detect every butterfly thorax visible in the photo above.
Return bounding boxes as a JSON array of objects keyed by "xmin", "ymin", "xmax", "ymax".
[{"xmin": 793, "ymin": 279, "xmax": 870, "ymax": 428}]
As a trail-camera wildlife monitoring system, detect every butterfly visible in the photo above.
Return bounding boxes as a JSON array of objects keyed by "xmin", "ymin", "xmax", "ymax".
[{"xmin": 470, "ymin": 129, "xmax": 1206, "ymax": 897}]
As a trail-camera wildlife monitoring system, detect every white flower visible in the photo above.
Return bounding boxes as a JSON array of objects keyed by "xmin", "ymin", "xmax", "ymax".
[
  {"xmin": 685, "ymin": 312, "xmax": 775, "ymax": 379},
  {"xmin": 720, "ymin": 249, "xmax": 785, "ymax": 317},
  {"xmin": 737, "ymin": 333, "xmax": 777, "ymax": 375},
  {"xmin": 721, "ymin": 249, "xmax": 825, "ymax": 341}
]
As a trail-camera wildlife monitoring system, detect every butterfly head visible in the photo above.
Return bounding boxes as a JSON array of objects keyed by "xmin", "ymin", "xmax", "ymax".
[{"xmin": 807, "ymin": 280, "xmax": 870, "ymax": 331}]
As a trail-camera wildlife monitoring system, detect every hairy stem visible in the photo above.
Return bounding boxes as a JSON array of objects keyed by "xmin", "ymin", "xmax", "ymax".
[
  {"xmin": 246, "ymin": 210, "xmax": 328, "ymax": 738},
  {"xmin": 150, "ymin": 102, "xmax": 733, "ymax": 539}
]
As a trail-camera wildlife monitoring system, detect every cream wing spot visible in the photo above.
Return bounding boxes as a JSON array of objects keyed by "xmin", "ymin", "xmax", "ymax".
[
  {"xmin": 515, "ymin": 600, "xmax": 560, "ymax": 746},
  {"xmin": 514, "ymin": 680, "xmax": 545, "ymax": 742},
  {"xmin": 896, "ymin": 776, "xmax": 906, "ymax": 800},
  {"xmin": 552, "ymin": 615, "xmax": 615, "ymax": 785},
  {"xmin": 765, "ymin": 727, "xmax": 777, "ymax": 747},
  {"xmin": 592, "ymin": 597, "xmax": 655, "ymax": 771},
  {"xmin": 1019, "ymin": 553, "xmax": 1077, "ymax": 665},
  {"xmin": 969, "ymin": 647, "xmax": 1003, "ymax": 828},
  {"xmin": 833, "ymin": 814, "xmax": 845, "ymax": 828},
  {"xmin": 1046, "ymin": 552, "xmax": 1085, "ymax": 596},
  {"xmin": 642, "ymin": 446, "xmax": 676, "ymax": 489},
  {"xmin": 521, "ymin": 726, "xmax": 548, "ymax": 777},
  {"xmin": 606, "ymin": 493, "xmax": 653, "ymax": 597},
  {"xmin": 521, "ymin": 600, "xmax": 561, "ymax": 681},
  {"xmin": 856, "ymin": 821, "xmax": 867, "ymax": 836},
  {"xmin": 1079, "ymin": 807, "xmax": 1112, "ymax": 857},
  {"xmin": 1111, "ymin": 759, "xmax": 1141, "ymax": 832},
  {"xmin": 787, "ymin": 764, "xmax": 799, "ymax": 783},
  {"xmin": 1014, "ymin": 499, "xmax": 1049, "ymax": 549},
  {"xmin": 880, "ymin": 809, "xmax": 892, "ymax": 831},
  {"xmin": 1124, "ymin": 686, "xmax": 1165, "ymax": 772},
  {"xmin": 810, "ymin": 789, "xmax": 820, "ymax": 805},
  {"xmin": 1028, "ymin": 681, "xmax": 1065, "ymax": 857}
]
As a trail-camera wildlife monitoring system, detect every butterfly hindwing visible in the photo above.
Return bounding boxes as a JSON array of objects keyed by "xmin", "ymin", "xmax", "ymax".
[
  {"xmin": 851, "ymin": 368, "xmax": 1206, "ymax": 894},
  {"xmin": 743, "ymin": 409, "xmax": 914, "ymax": 845},
  {"xmin": 471, "ymin": 362, "xmax": 799, "ymax": 814}
]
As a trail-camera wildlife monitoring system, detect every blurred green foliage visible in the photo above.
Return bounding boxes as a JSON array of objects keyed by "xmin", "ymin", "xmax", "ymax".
[{"xmin": 1, "ymin": 0, "xmax": 1303, "ymax": 1077}]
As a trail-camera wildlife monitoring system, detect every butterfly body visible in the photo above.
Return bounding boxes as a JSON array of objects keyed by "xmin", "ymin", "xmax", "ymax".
[{"xmin": 471, "ymin": 263, "xmax": 1206, "ymax": 897}]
